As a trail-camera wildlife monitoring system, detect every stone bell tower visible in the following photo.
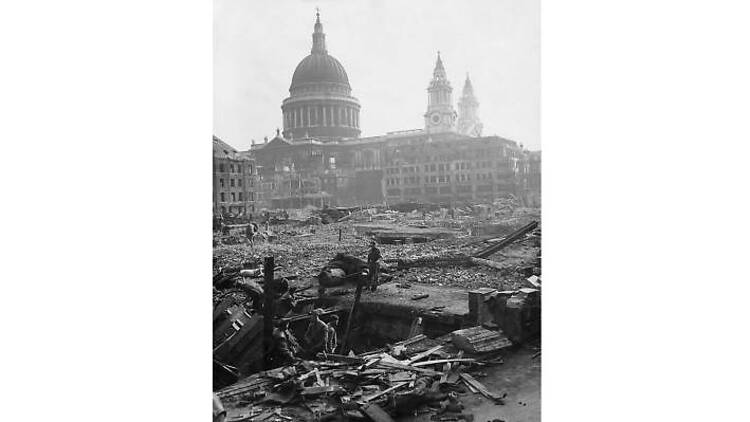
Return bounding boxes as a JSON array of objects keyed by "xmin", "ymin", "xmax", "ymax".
[
  {"xmin": 424, "ymin": 52, "xmax": 457, "ymax": 134},
  {"xmin": 457, "ymin": 73, "xmax": 483, "ymax": 137}
]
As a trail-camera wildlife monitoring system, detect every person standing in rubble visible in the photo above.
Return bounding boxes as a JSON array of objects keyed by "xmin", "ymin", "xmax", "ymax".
[
  {"xmin": 245, "ymin": 222, "xmax": 258, "ymax": 247},
  {"xmin": 367, "ymin": 240, "xmax": 381, "ymax": 291},
  {"xmin": 271, "ymin": 320, "xmax": 299, "ymax": 366},
  {"xmin": 303, "ymin": 309, "xmax": 329, "ymax": 358}
]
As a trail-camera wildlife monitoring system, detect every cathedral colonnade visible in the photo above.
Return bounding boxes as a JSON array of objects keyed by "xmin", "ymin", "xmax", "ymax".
[{"xmin": 282, "ymin": 104, "xmax": 360, "ymax": 129}]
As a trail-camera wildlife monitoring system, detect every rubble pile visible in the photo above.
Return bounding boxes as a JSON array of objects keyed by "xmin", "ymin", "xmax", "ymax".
[
  {"xmin": 214, "ymin": 218, "xmax": 540, "ymax": 294},
  {"xmin": 217, "ymin": 333, "xmax": 511, "ymax": 422}
]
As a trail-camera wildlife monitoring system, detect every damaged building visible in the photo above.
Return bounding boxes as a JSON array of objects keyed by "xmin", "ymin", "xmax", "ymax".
[{"xmin": 213, "ymin": 135, "xmax": 259, "ymax": 217}]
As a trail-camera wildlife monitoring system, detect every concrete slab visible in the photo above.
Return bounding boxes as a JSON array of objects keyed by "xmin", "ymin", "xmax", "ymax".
[{"xmin": 321, "ymin": 281, "xmax": 469, "ymax": 319}]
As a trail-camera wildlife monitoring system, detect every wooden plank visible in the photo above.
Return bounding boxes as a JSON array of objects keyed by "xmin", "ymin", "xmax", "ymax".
[
  {"xmin": 301, "ymin": 385, "xmax": 341, "ymax": 396},
  {"xmin": 412, "ymin": 358, "xmax": 477, "ymax": 367},
  {"xmin": 262, "ymin": 256, "xmax": 275, "ymax": 369},
  {"xmin": 358, "ymin": 334, "xmax": 427, "ymax": 358},
  {"xmin": 315, "ymin": 353, "xmax": 365, "ymax": 364},
  {"xmin": 361, "ymin": 382, "xmax": 409, "ymax": 403},
  {"xmin": 474, "ymin": 221, "xmax": 538, "ymax": 259},
  {"xmin": 375, "ymin": 361, "xmax": 441, "ymax": 376},
  {"xmin": 459, "ymin": 373, "xmax": 503, "ymax": 401},
  {"xmin": 463, "ymin": 378, "xmax": 478, "ymax": 393},
  {"xmin": 340, "ymin": 281, "xmax": 364, "ymax": 354},
  {"xmin": 405, "ymin": 345, "xmax": 443, "ymax": 364},
  {"xmin": 469, "ymin": 257, "xmax": 505, "ymax": 271}
]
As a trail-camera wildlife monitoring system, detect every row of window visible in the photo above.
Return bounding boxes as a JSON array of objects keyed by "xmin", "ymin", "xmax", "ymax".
[
  {"xmin": 219, "ymin": 178, "xmax": 255, "ymax": 188},
  {"xmin": 217, "ymin": 163, "xmax": 254, "ymax": 174},
  {"xmin": 398, "ymin": 148, "xmax": 508, "ymax": 162},
  {"xmin": 219, "ymin": 192, "xmax": 255, "ymax": 202},
  {"xmin": 386, "ymin": 185, "xmax": 495, "ymax": 196},
  {"xmin": 219, "ymin": 204, "xmax": 255, "ymax": 215},
  {"xmin": 386, "ymin": 161, "xmax": 510, "ymax": 174},
  {"xmin": 385, "ymin": 173, "xmax": 497, "ymax": 185}
]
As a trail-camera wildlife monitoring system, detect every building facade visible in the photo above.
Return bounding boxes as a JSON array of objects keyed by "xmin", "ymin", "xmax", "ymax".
[
  {"xmin": 213, "ymin": 136, "xmax": 258, "ymax": 217},
  {"xmin": 225, "ymin": 12, "xmax": 540, "ymax": 211}
]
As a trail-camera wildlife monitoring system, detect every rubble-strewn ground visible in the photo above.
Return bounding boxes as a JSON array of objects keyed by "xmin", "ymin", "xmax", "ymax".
[
  {"xmin": 214, "ymin": 207, "xmax": 541, "ymax": 421},
  {"xmin": 214, "ymin": 208, "xmax": 540, "ymax": 292}
]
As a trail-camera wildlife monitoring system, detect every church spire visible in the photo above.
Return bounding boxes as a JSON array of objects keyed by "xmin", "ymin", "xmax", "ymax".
[
  {"xmin": 433, "ymin": 51, "xmax": 447, "ymax": 81},
  {"xmin": 462, "ymin": 73, "xmax": 475, "ymax": 98},
  {"xmin": 457, "ymin": 73, "xmax": 482, "ymax": 137},
  {"xmin": 311, "ymin": 9, "xmax": 327, "ymax": 54},
  {"xmin": 424, "ymin": 52, "xmax": 457, "ymax": 133}
]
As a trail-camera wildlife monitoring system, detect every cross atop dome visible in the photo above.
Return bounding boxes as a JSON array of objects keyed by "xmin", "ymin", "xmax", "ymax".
[{"xmin": 312, "ymin": 8, "xmax": 327, "ymax": 54}]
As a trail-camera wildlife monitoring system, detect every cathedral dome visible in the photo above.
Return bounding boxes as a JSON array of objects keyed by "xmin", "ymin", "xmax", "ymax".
[
  {"xmin": 290, "ymin": 53, "xmax": 350, "ymax": 90},
  {"xmin": 281, "ymin": 11, "xmax": 361, "ymax": 141}
]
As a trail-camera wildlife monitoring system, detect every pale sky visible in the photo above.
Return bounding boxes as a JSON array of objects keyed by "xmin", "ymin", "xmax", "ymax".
[{"xmin": 214, "ymin": 0, "xmax": 539, "ymax": 151}]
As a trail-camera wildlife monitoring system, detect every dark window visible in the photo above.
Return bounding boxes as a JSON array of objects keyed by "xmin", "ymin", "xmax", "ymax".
[
  {"xmin": 230, "ymin": 179, "xmax": 235, "ymax": 187},
  {"xmin": 238, "ymin": 179, "xmax": 243, "ymax": 187},
  {"xmin": 231, "ymin": 192, "xmax": 236, "ymax": 201},
  {"xmin": 238, "ymin": 192, "xmax": 243, "ymax": 201},
  {"xmin": 220, "ymin": 192, "xmax": 225, "ymax": 202},
  {"xmin": 219, "ymin": 179, "xmax": 224, "ymax": 188},
  {"xmin": 219, "ymin": 164, "xmax": 225, "ymax": 172}
]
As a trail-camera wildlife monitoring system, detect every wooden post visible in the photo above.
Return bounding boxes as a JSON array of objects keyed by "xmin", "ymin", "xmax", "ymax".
[
  {"xmin": 339, "ymin": 281, "xmax": 364, "ymax": 354},
  {"xmin": 262, "ymin": 256, "xmax": 275, "ymax": 369}
]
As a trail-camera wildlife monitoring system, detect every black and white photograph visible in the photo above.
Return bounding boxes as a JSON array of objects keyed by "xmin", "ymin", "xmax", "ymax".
[
  {"xmin": 212, "ymin": 1, "xmax": 540, "ymax": 421},
  {"xmin": 6, "ymin": 1, "xmax": 750, "ymax": 422}
]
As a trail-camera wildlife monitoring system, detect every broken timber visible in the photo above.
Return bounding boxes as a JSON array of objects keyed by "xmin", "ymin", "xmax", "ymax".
[
  {"xmin": 473, "ymin": 221, "xmax": 539, "ymax": 259},
  {"xmin": 451, "ymin": 326, "xmax": 513, "ymax": 354},
  {"xmin": 469, "ymin": 257, "xmax": 506, "ymax": 271},
  {"xmin": 460, "ymin": 373, "xmax": 505, "ymax": 402}
]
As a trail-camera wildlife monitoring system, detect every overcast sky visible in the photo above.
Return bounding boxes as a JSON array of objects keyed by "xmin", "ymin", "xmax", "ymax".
[{"xmin": 214, "ymin": 0, "xmax": 539, "ymax": 151}]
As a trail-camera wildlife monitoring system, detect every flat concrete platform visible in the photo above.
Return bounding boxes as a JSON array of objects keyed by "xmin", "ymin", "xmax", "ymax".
[
  {"xmin": 316, "ymin": 281, "xmax": 470, "ymax": 339},
  {"xmin": 329, "ymin": 281, "xmax": 468, "ymax": 314}
]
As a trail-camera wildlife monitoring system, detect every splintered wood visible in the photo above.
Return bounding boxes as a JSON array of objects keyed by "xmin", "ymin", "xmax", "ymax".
[{"xmin": 450, "ymin": 326, "xmax": 513, "ymax": 353}]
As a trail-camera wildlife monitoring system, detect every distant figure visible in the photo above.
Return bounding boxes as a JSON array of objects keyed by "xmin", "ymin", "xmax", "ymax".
[
  {"xmin": 245, "ymin": 222, "xmax": 258, "ymax": 246},
  {"xmin": 326, "ymin": 315, "xmax": 339, "ymax": 353},
  {"xmin": 303, "ymin": 309, "xmax": 329, "ymax": 357},
  {"xmin": 367, "ymin": 240, "xmax": 382, "ymax": 292}
]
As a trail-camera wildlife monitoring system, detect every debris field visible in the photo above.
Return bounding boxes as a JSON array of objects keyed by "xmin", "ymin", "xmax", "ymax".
[{"xmin": 213, "ymin": 204, "xmax": 541, "ymax": 422}]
